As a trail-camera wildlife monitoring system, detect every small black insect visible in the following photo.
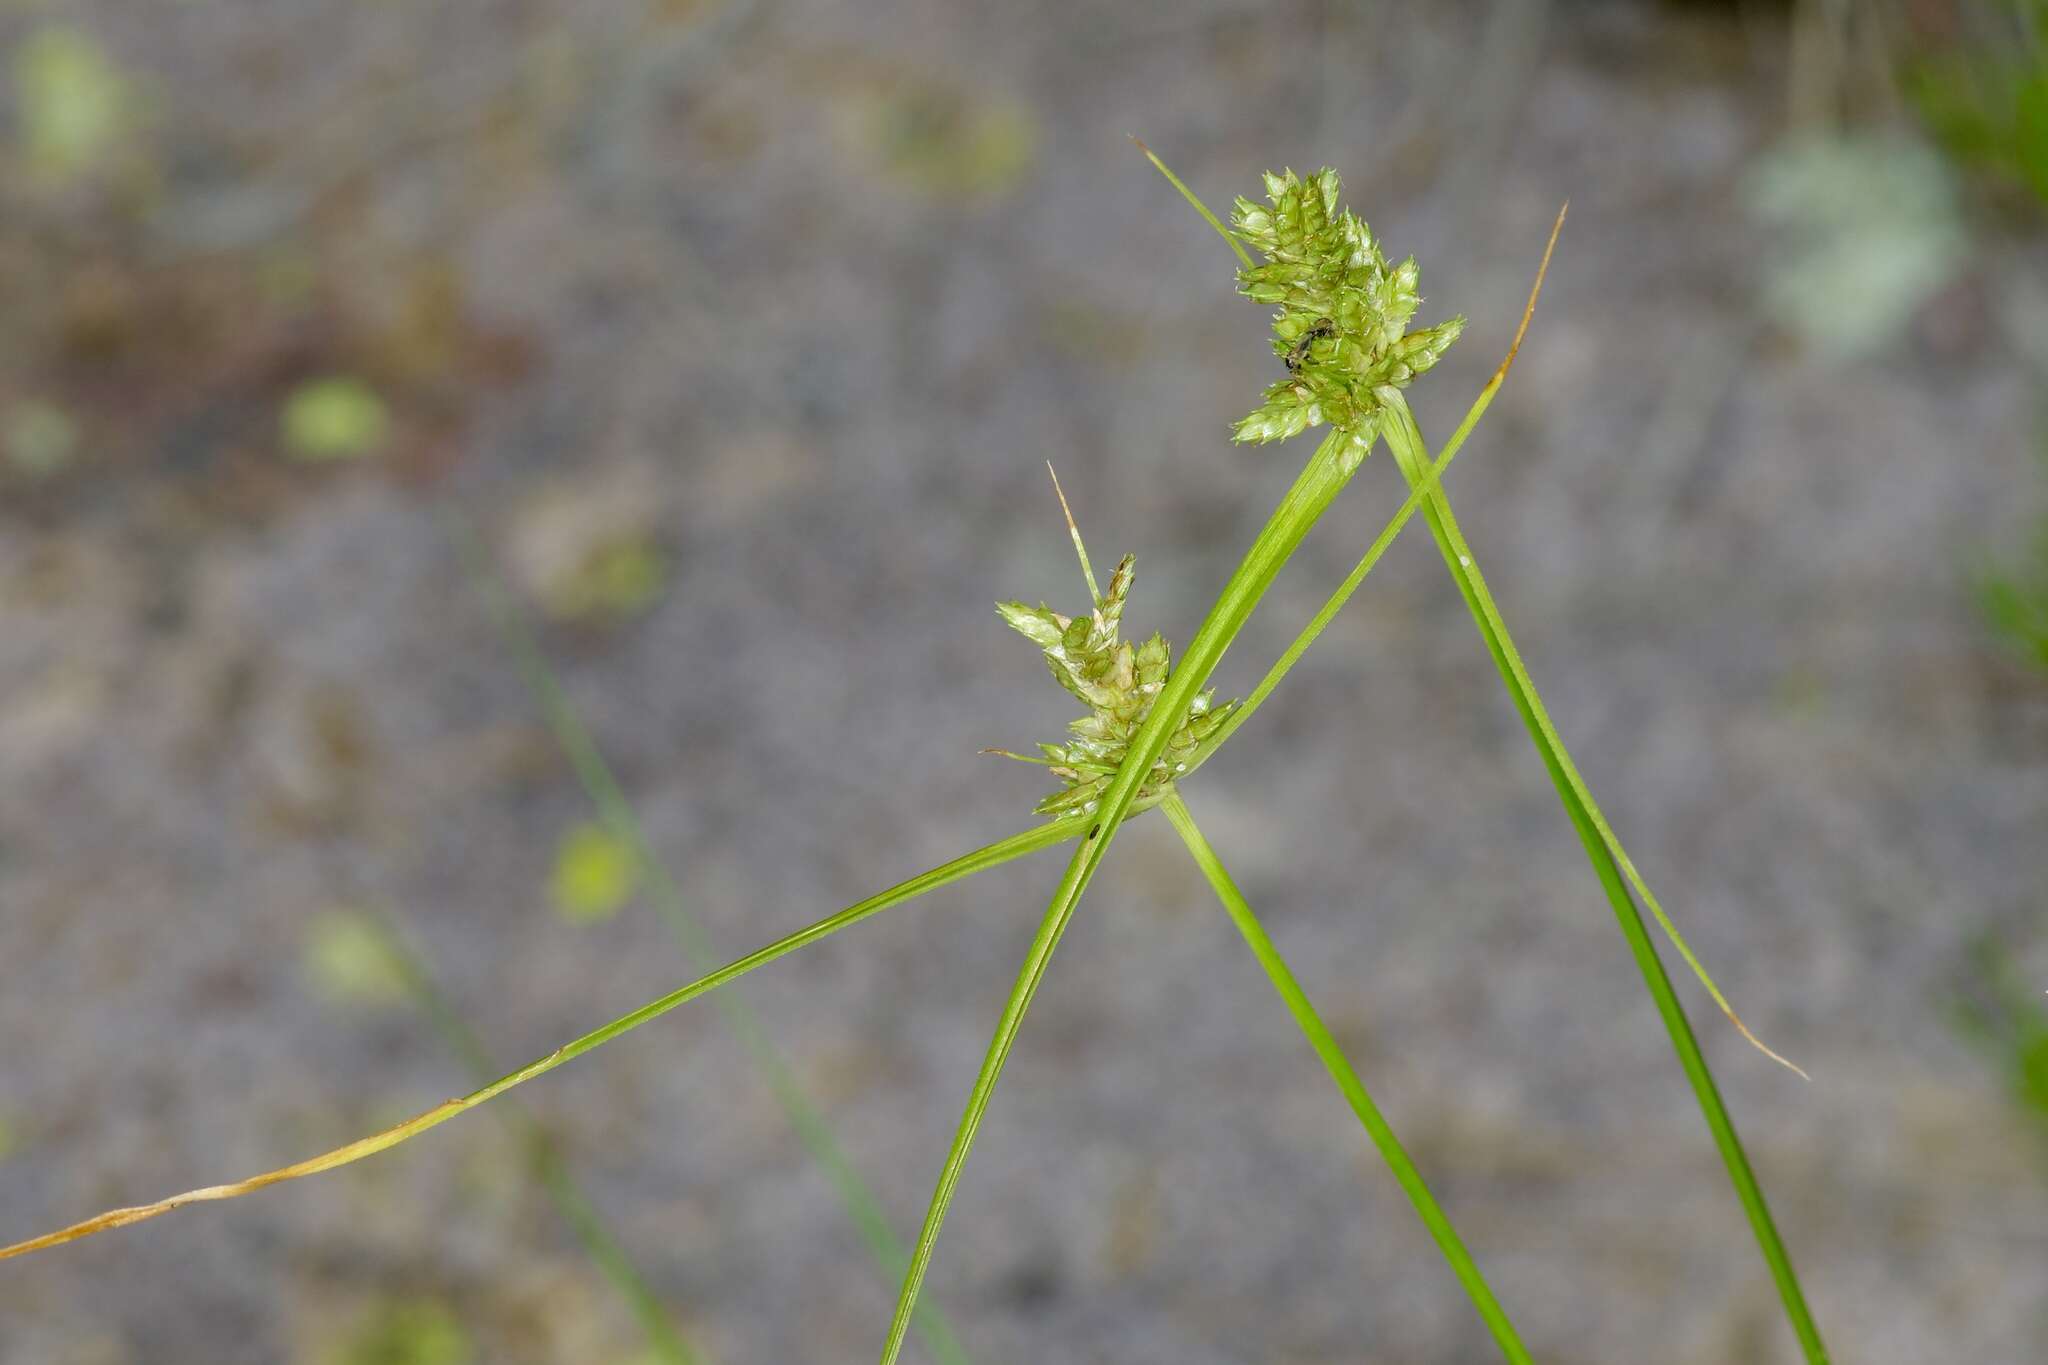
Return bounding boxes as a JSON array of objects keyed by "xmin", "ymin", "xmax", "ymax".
[
  {"xmin": 1283, "ymin": 317, "xmax": 1336, "ymax": 374},
  {"xmin": 1088, "ymin": 824, "xmax": 1101, "ymax": 839}
]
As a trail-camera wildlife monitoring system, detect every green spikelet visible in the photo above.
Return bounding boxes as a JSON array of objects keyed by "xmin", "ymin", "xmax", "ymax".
[
  {"xmin": 994, "ymin": 549, "xmax": 1237, "ymax": 819},
  {"xmin": 1231, "ymin": 167, "xmax": 1465, "ymax": 468}
]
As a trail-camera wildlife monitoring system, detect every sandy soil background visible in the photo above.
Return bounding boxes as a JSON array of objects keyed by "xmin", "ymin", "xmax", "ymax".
[{"xmin": 2, "ymin": 2, "xmax": 2046, "ymax": 1362}]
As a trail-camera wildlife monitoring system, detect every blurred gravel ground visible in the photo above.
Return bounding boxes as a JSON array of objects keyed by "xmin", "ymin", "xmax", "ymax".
[{"xmin": 2, "ymin": 1, "xmax": 2046, "ymax": 1362}]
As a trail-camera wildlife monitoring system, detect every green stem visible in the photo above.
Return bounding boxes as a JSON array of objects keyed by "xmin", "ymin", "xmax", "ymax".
[
  {"xmin": 879, "ymin": 428, "xmax": 1367, "ymax": 1365},
  {"xmin": 1378, "ymin": 403, "xmax": 1801, "ymax": 1077},
  {"xmin": 1378, "ymin": 397, "xmax": 1827, "ymax": 1364},
  {"xmin": 371, "ymin": 913, "xmax": 701, "ymax": 1365},
  {"xmin": 0, "ymin": 818, "xmax": 1080, "ymax": 1263},
  {"xmin": 1159, "ymin": 794, "xmax": 1533, "ymax": 1365},
  {"xmin": 1196, "ymin": 394, "xmax": 1476, "ymax": 763}
]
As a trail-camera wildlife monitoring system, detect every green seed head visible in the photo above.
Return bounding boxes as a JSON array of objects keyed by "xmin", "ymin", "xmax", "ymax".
[
  {"xmin": 1231, "ymin": 168, "xmax": 1464, "ymax": 460},
  {"xmin": 995, "ymin": 553, "xmax": 1237, "ymax": 819}
]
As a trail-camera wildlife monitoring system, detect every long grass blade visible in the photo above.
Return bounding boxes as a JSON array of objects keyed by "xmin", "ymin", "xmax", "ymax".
[
  {"xmin": 875, "ymin": 828, "xmax": 1098, "ymax": 1365},
  {"xmin": 0, "ymin": 818, "xmax": 1081, "ymax": 1263},
  {"xmin": 1379, "ymin": 396, "xmax": 1801, "ymax": 1075},
  {"xmin": 1376, "ymin": 399, "xmax": 1827, "ymax": 1362},
  {"xmin": 1160, "ymin": 794, "xmax": 1533, "ymax": 1365},
  {"xmin": 1376, "ymin": 401, "xmax": 1826, "ymax": 1358},
  {"xmin": 453, "ymin": 522, "xmax": 980, "ymax": 1365}
]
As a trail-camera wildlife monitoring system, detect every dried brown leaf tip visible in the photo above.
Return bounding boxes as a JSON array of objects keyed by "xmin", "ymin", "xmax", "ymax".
[{"xmin": 988, "ymin": 469, "xmax": 1237, "ymax": 818}]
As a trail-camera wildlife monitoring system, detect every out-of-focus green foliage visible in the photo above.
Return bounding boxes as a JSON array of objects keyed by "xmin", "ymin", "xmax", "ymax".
[
  {"xmin": 5, "ymin": 400, "xmax": 80, "ymax": 477},
  {"xmin": 1901, "ymin": 1, "xmax": 2048, "ymax": 209},
  {"xmin": 551, "ymin": 822, "xmax": 639, "ymax": 923},
  {"xmin": 1978, "ymin": 540, "xmax": 2048, "ymax": 671},
  {"xmin": 1977, "ymin": 448, "xmax": 2048, "ymax": 671},
  {"xmin": 282, "ymin": 377, "xmax": 390, "ymax": 462},
  {"xmin": 1953, "ymin": 937, "xmax": 2048, "ymax": 1131},
  {"xmin": 326, "ymin": 1297, "xmax": 472, "ymax": 1365},
  {"xmin": 303, "ymin": 911, "xmax": 409, "ymax": 1008},
  {"xmin": 507, "ymin": 474, "xmax": 670, "ymax": 624},
  {"xmin": 549, "ymin": 536, "xmax": 667, "ymax": 622},
  {"xmin": 12, "ymin": 26, "xmax": 129, "ymax": 183},
  {"xmin": 835, "ymin": 81, "xmax": 1036, "ymax": 198}
]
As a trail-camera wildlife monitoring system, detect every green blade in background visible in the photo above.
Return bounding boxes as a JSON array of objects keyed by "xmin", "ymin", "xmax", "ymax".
[
  {"xmin": 368, "ymin": 909, "xmax": 703, "ymax": 1365},
  {"xmin": 456, "ymin": 517, "xmax": 1002, "ymax": 1365}
]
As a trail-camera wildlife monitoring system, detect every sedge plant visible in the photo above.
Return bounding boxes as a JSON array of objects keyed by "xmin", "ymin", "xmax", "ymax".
[
  {"xmin": 1145, "ymin": 150, "xmax": 1826, "ymax": 1363},
  {"xmin": 0, "ymin": 151, "xmax": 1824, "ymax": 1365}
]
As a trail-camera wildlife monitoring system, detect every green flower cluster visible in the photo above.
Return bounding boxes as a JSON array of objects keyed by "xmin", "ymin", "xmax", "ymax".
[
  {"xmin": 996, "ymin": 554, "xmax": 1236, "ymax": 819},
  {"xmin": 1232, "ymin": 168, "xmax": 1465, "ymax": 458},
  {"xmin": 990, "ymin": 169, "xmax": 1461, "ymax": 822}
]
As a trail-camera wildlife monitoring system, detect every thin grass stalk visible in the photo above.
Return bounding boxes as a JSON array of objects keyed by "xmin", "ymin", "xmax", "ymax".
[
  {"xmin": 1377, "ymin": 399, "xmax": 1803, "ymax": 1076},
  {"xmin": 1159, "ymin": 794, "xmax": 1533, "ymax": 1365},
  {"xmin": 1376, "ymin": 399, "xmax": 1828, "ymax": 1363},
  {"xmin": 878, "ymin": 428, "xmax": 1370, "ymax": 1364},
  {"xmin": 454, "ymin": 524, "xmax": 978, "ymax": 1365},
  {"xmin": 0, "ymin": 818, "xmax": 1080, "ymax": 1261},
  {"xmin": 369, "ymin": 912, "xmax": 702, "ymax": 1365}
]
